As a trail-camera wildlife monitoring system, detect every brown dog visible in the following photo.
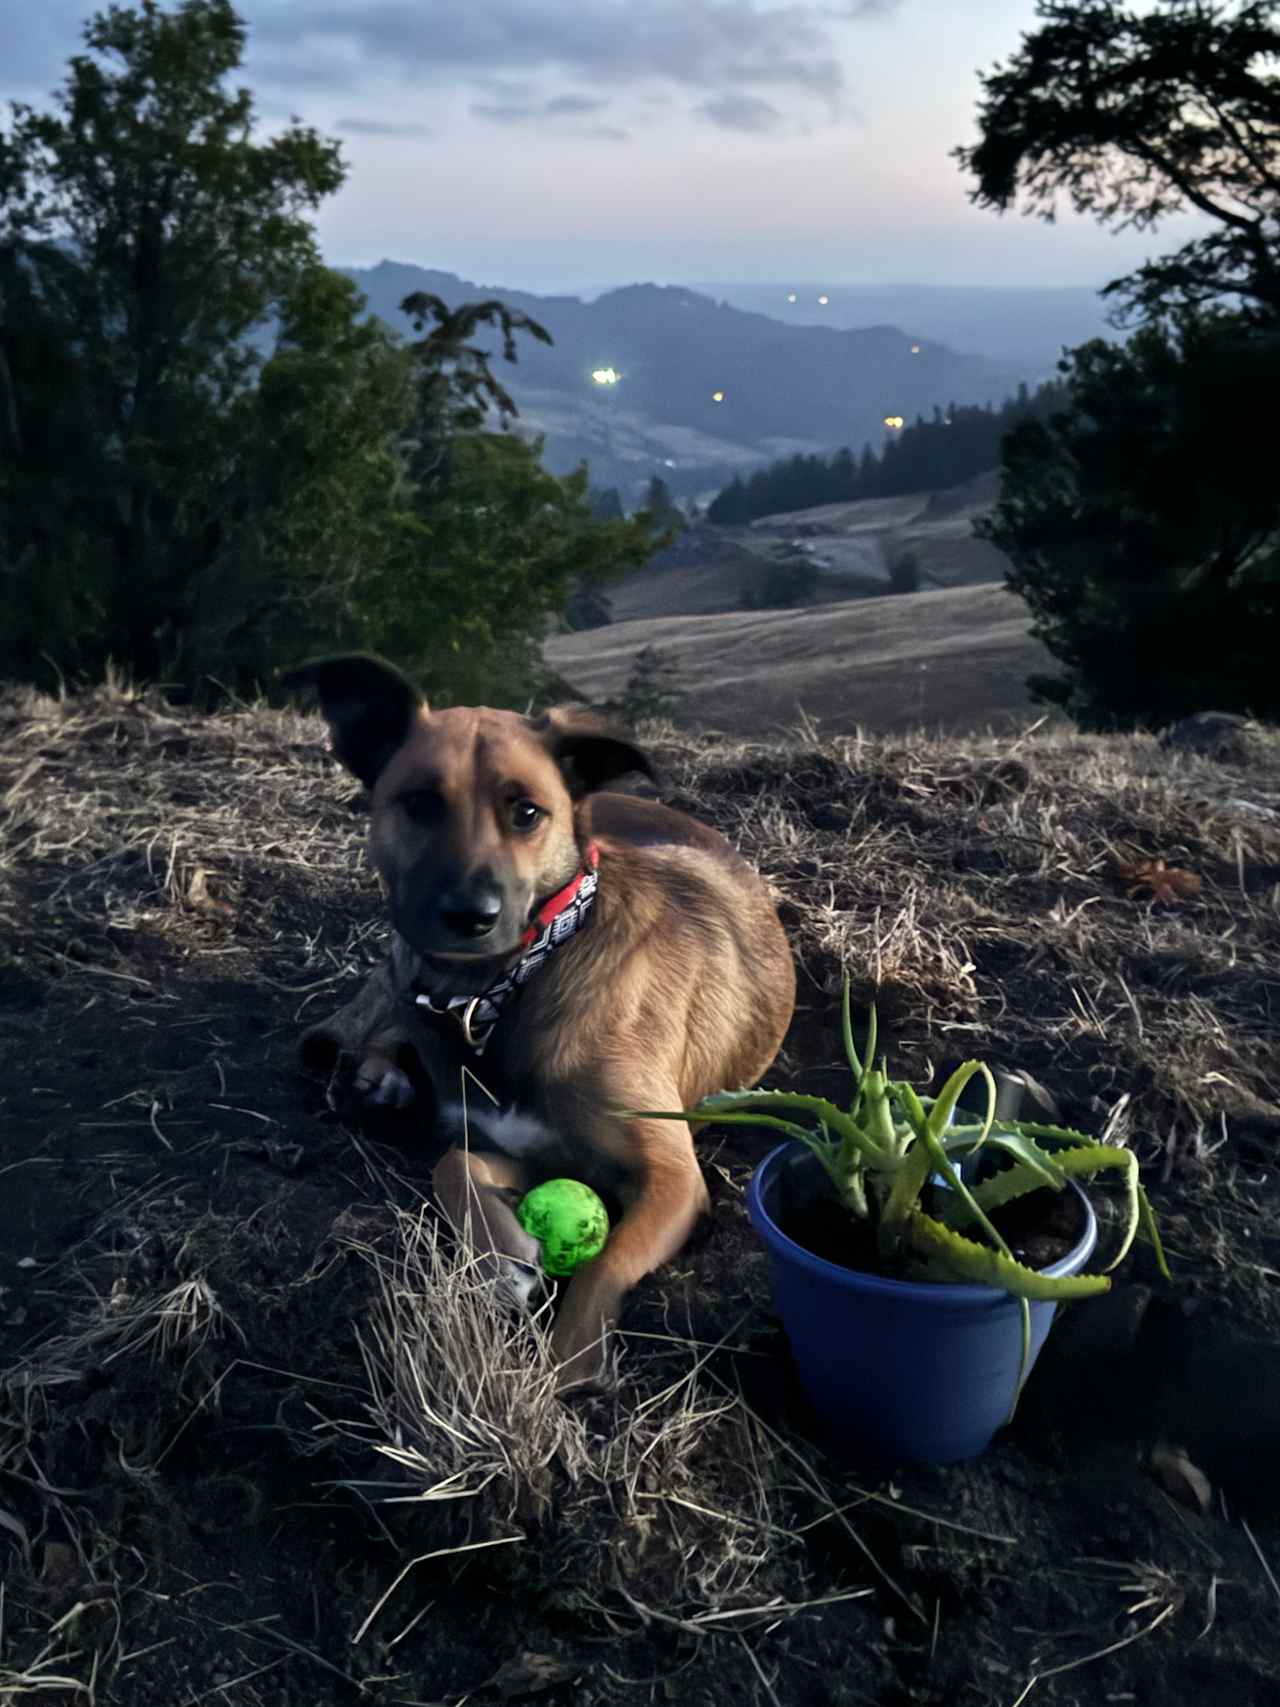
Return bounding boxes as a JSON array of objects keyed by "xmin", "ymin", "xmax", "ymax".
[{"xmin": 288, "ymin": 656, "xmax": 795, "ymax": 1386}]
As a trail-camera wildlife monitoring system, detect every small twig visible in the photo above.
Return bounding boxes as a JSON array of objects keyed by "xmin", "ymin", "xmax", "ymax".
[
  {"xmin": 353, "ymin": 1537, "xmax": 523, "ymax": 1645},
  {"xmin": 1008, "ymin": 1601, "xmax": 1176, "ymax": 1706},
  {"xmin": 736, "ymin": 1631, "xmax": 782, "ymax": 1707},
  {"xmin": 1242, "ymin": 1519, "xmax": 1280, "ymax": 1607},
  {"xmin": 148, "ymin": 1099, "xmax": 173, "ymax": 1151}
]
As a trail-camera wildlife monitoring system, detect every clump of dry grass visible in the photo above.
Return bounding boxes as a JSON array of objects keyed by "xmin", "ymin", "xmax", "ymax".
[
  {"xmin": 336, "ymin": 1186, "xmax": 889, "ymax": 1648},
  {"xmin": 343, "ymin": 1203, "xmax": 594, "ymax": 1522}
]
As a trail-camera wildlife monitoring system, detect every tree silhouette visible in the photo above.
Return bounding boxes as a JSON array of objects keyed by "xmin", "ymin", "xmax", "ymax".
[
  {"xmin": 955, "ymin": 0, "xmax": 1280, "ymax": 322},
  {"xmin": 981, "ymin": 316, "xmax": 1280, "ymax": 728}
]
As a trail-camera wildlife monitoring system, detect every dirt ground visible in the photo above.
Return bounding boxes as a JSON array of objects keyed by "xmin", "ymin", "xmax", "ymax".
[{"xmin": 2, "ymin": 681, "xmax": 1279, "ymax": 1707}]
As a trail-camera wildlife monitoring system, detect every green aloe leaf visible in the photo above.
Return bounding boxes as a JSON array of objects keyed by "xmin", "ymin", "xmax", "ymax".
[
  {"xmin": 944, "ymin": 1133, "xmax": 1071, "ymax": 1221},
  {"xmin": 1138, "ymin": 1184, "xmax": 1172, "ymax": 1281},
  {"xmin": 925, "ymin": 1060, "xmax": 996, "ymax": 1144},
  {"xmin": 906, "ymin": 1212, "xmax": 1111, "ymax": 1301},
  {"xmin": 879, "ymin": 1139, "xmax": 935, "ymax": 1257},
  {"xmin": 631, "ymin": 1088, "xmax": 889, "ymax": 1163},
  {"xmin": 627, "ymin": 1106, "xmax": 825, "ymax": 1146},
  {"xmin": 840, "ymin": 977, "xmax": 865, "ymax": 1081},
  {"xmin": 1052, "ymin": 1144, "xmax": 1140, "ymax": 1272}
]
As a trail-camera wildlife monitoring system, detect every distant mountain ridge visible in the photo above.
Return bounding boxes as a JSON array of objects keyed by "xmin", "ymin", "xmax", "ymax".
[
  {"xmin": 694, "ymin": 281, "xmax": 1116, "ymax": 375},
  {"xmin": 341, "ymin": 260, "xmax": 1029, "ymax": 499}
]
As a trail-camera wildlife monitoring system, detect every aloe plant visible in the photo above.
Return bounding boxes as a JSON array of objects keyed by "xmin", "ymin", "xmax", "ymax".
[{"xmin": 635, "ymin": 979, "xmax": 1168, "ymax": 1388}]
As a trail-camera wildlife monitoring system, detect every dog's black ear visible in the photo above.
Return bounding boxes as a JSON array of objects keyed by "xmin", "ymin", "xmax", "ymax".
[
  {"xmin": 282, "ymin": 655, "xmax": 424, "ymax": 788},
  {"xmin": 533, "ymin": 706, "xmax": 657, "ymax": 797}
]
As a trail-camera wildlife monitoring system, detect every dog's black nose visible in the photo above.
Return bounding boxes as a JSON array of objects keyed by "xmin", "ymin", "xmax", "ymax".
[{"xmin": 438, "ymin": 888, "xmax": 503, "ymax": 939}]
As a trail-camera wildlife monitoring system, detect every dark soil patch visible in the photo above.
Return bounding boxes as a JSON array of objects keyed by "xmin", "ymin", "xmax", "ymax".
[
  {"xmin": 1, "ymin": 684, "xmax": 1279, "ymax": 1707},
  {"xmin": 779, "ymin": 1178, "xmax": 1086, "ymax": 1277}
]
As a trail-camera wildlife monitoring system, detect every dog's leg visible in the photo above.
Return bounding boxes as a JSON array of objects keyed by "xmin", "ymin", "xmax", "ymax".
[
  {"xmin": 303, "ymin": 939, "xmax": 441, "ymax": 1110},
  {"xmin": 432, "ymin": 1147, "xmax": 544, "ymax": 1311},
  {"xmin": 352, "ymin": 1034, "xmax": 417, "ymax": 1108},
  {"xmin": 551, "ymin": 1113, "xmax": 709, "ymax": 1391}
]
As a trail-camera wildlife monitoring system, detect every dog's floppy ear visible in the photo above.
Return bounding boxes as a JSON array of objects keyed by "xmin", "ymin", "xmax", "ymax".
[
  {"xmin": 282, "ymin": 654, "xmax": 425, "ymax": 789},
  {"xmin": 533, "ymin": 706, "xmax": 657, "ymax": 798}
]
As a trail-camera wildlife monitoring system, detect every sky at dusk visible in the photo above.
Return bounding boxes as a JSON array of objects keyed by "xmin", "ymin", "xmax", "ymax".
[{"xmin": 3, "ymin": 0, "xmax": 1207, "ymax": 294}]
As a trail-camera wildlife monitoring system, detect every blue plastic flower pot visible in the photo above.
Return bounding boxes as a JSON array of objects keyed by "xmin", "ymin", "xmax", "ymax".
[{"xmin": 747, "ymin": 1142, "xmax": 1099, "ymax": 1465}]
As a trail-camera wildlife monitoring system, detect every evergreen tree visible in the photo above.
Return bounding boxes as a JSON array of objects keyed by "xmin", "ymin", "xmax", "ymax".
[
  {"xmin": 643, "ymin": 475, "xmax": 686, "ymax": 531},
  {"xmin": 703, "ymin": 385, "xmax": 1064, "ymax": 524},
  {"xmin": 0, "ymin": 0, "xmax": 347, "ymax": 682},
  {"xmin": 707, "ymin": 474, "xmax": 750, "ymax": 525},
  {"xmin": 610, "ymin": 645, "xmax": 688, "ymax": 724},
  {"xmin": 981, "ymin": 315, "xmax": 1280, "ymax": 728},
  {"xmin": 960, "ymin": 1, "xmax": 1280, "ymax": 728},
  {"xmin": 0, "ymin": 1, "xmax": 655, "ymax": 703},
  {"xmin": 590, "ymin": 487, "xmax": 625, "ymax": 522}
]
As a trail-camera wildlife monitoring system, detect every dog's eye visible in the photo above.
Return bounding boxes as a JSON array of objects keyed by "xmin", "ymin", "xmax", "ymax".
[
  {"xmin": 510, "ymin": 799, "xmax": 543, "ymax": 832},
  {"xmin": 397, "ymin": 789, "xmax": 443, "ymax": 825}
]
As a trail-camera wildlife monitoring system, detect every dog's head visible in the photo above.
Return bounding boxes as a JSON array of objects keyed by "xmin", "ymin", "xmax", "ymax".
[{"xmin": 284, "ymin": 655, "xmax": 653, "ymax": 964}]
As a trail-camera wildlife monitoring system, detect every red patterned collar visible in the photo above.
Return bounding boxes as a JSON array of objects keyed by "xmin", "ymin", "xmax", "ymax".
[
  {"xmin": 519, "ymin": 840, "xmax": 599, "ymax": 946},
  {"xmin": 411, "ymin": 841, "xmax": 600, "ymax": 1053}
]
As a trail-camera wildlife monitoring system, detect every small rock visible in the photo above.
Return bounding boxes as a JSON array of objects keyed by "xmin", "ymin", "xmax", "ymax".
[
  {"xmin": 1150, "ymin": 1440, "xmax": 1213, "ymax": 1513},
  {"xmin": 1159, "ymin": 711, "xmax": 1267, "ymax": 764}
]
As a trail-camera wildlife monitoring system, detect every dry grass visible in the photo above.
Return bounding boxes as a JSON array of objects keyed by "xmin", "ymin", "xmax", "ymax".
[
  {"xmin": 343, "ymin": 1202, "xmax": 596, "ymax": 1524},
  {"xmin": 649, "ymin": 718, "xmax": 1280, "ymax": 1167},
  {"xmin": 336, "ymin": 1173, "xmax": 880, "ymax": 1649},
  {"xmin": 0, "ymin": 675, "xmax": 381, "ymax": 1031},
  {"xmin": 2, "ymin": 679, "xmax": 1280, "ymax": 1704}
]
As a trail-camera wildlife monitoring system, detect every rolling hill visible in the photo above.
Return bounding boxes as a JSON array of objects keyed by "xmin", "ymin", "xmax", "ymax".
[
  {"xmin": 593, "ymin": 469, "xmax": 1010, "ymax": 629},
  {"xmin": 696, "ymin": 280, "xmax": 1114, "ymax": 375},
  {"xmin": 546, "ymin": 581, "xmax": 1054, "ymax": 737},
  {"xmin": 344, "ymin": 261, "xmax": 1028, "ymax": 502}
]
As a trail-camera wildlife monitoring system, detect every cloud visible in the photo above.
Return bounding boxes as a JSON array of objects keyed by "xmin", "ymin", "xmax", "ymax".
[
  {"xmin": 472, "ymin": 101, "xmax": 539, "ymax": 126},
  {"xmin": 545, "ymin": 94, "xmax": 608, "ymax": 117},
  {"xmin": 696, "ymin": 92, "xmax": 784, "ymax": 133},
  {"xmin": 585, "ymin": 125, "xmax": 631, "ymax": 142},
  {"xmin": 249, "ymin": 1, "xmax": 896, "ymax": 112},
  {"xmin": 728, "ymin": 57, "xmax": 843, "ymax": 104},
  {"xmin": 337, "ymin": 116, "xmax": 433, "ymax": 137},
  {"xmin": 473, "ymin": 92, "xmax": 611, "ymax": 126},
  {"xmin": 6, "ymin": 1, "xmax": 903, "ymax": 144}
]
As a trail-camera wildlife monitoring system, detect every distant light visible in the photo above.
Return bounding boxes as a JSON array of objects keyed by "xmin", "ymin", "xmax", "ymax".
[
  {"xmin": 591, "ymin": 367, "xmax": 620, "ymax": 386},
  {"xmin": 884, "ymin": 415, "xmax": 904, "ymax": 430},
  {"xmin": 663, "ymin": 458, "xmax": 676, "ymax": 467},
  {"xmin": 817, "ymin": 294, "xmax": 829, "ymax": 305},
  {"xmin": 786, "ymin": 292, "xmax": 797, "ymax": 303},
  {"xmin": 712, "ymin": 390, "xmax": 725, "ymax": 403},
  {"xmin": 910, "ymin": 344, "xmax": 921, "ymax": 354}
]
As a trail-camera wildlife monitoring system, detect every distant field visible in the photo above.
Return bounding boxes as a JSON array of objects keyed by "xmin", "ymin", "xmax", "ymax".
[
  {"xmin": 599, "ymin": 469, "xmax": 1010, "ymax": 633},
  {"xmin": 548, "ymin": 581, "xmax": 1056, "ymax": 736}
]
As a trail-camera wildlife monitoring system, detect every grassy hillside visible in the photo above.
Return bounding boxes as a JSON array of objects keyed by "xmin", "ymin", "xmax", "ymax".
[
  {"xmin": 550, "ymin": 582, "xmax": 1052, "ymax": 735},
  {"xmin": 1, "ymin": 681, "xmax": 1278, "ymax": 1706},
  {"xmin": 751, "ymin": 467, "xmax": 1009, "ymax": 590},
  {"xmin": 595, "ymin": 471, "xmax": 1009, "ymax": 636}
]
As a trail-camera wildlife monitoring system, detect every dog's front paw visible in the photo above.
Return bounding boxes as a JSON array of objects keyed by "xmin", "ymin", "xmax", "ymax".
[
  {"xmin": 353, "ymin": 1054, "xmax": 416, "ymax": 1108},
  {"xmin": 492, "ymin": 1256, "xmax": 546, "ymax": 1313}
]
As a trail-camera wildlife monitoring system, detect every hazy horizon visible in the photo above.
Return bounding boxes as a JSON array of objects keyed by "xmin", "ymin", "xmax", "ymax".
[{"xmin": 6, "ymin": 1, "xmax": 1210, "ymax": 300}]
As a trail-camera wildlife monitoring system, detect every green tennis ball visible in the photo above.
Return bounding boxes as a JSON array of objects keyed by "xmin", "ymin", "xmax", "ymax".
[{"xmin": 516, "ymin": 1179, "xmax": 610, "ymax": 1277}]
